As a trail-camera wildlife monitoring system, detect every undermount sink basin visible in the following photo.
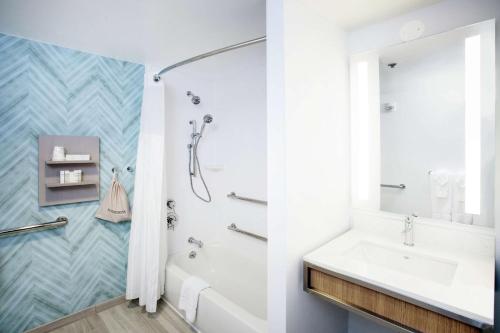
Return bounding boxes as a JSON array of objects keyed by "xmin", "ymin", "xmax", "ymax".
[
  {"xmin": 303, "ymin": 224, "xmax": 495, "ymax": 326},
  {"xmin": 344, "ymin": 241, "xmax": 458, "ymax": 285}
]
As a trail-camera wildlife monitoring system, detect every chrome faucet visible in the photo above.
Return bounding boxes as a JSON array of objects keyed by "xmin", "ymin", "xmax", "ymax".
[
  {"xmin": 188, "ymin": 237, "xmax": 203, "ymax": 248},
  {"xmin": 403, "ymin": 213, "xmax": 417, "ymax": 246}
]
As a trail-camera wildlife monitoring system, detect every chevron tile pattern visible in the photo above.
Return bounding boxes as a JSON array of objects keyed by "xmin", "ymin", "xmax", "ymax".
[{"xmin": 0, "ymin": 33, "xmax": 144, "ymax": 333}]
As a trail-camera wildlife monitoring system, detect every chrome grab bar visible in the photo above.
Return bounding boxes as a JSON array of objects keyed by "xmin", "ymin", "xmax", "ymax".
[
  {"xmin": 227, "ymin": 192, "xmax": 267, "ymax": 205},
  {"xmin": 381, "ymin": 184, "xmax": 406, "ymax": 189},
  {"xmin": 227, "ymin": 223, "xmax": 267, "ymax": 242},
  {"xmin": 0, "ymin": 216, "xmax": 68, "ymax": 238}
]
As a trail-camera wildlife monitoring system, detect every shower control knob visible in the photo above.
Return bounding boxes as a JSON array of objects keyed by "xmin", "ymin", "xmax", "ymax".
[
  {"xmin": 166, "ymin": 212, "xmax": 178, "ymax": 230},
  {"xmin": 166, "ymin": 200, "xmax": 176, "ymax": 209}
]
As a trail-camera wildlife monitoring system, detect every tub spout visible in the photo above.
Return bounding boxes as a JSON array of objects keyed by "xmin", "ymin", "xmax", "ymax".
[{"xmin": 188, "ymin": 237, "xmax": 203, "ymax": 248}]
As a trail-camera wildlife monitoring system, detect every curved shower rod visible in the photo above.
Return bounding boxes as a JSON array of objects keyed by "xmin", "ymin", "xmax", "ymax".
[{"xmin": 153, "ymin": 36, "xmax": 266, "ymax": 81}]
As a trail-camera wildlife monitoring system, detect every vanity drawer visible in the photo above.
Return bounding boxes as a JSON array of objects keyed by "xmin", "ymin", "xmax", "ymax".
[{"xmin": 305, "ymin": 266, "xmax": 482, "ymax": 333}]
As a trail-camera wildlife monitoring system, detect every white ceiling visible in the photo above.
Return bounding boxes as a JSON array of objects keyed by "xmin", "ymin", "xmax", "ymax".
[
  {"xmin": 0, "ymin": 0, "xmax": 266, "ymax": 66},
  {"xmin": 0, "ymin": 0, "xmax": 441, "ymax": 65},
  {"xmin": 317, "ymin": 0, "xmax": 443, "ymax": 30},
  {"xmin": 379, "ymin": 19, "xmax": 491, "ymax": 67}
]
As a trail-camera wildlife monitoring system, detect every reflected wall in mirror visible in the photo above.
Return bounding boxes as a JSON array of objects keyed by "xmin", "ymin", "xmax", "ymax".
[{"xmin": 350, "ymin": 20, "xmax": 495, "ymax": 227}]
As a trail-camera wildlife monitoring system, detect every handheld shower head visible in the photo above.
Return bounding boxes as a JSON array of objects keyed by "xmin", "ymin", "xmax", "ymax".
[
  {"xmin": 203, "ymin": 114, "xmax": 213, "ymax": 124},
  {"xmin": 200, "ymin": 114, "xmax": 213, "ymax": 136},
  {"xmin": 188, "ymin": 114, "xmax": 213, "ymax": 203}
]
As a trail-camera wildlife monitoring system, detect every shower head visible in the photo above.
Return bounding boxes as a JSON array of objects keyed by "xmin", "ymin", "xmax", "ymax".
[
  {"xmin": 203, "ymin": 114, "xmax": 213, "ymax": 124},
  {"xmin": 187, "ymin": 91, "xmax": 201, "ymax": 105},
  {"xmin": 199, "ymin": 114, "xmax": 213, "ymax": 136}
]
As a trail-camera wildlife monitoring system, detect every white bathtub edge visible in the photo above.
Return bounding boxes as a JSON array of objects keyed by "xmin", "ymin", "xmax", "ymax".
[
  {"xmin": 161, "ymin": 296, "xmax": 201, "ymax": 333},
  {"xmin": 165, "ymin": 244, "xmax": 267, "ymax": 333}
]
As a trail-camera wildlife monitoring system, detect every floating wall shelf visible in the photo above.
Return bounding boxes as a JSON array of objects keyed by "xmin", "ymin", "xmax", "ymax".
[
  {"xmin": 46, "ymin": 181, "xmax": 99, "ymax": 188},
  {"xmin": 45, "ymin": 160, "xmax": 96, "ymax": 165},
  {"xmin": 38, "ymin": 135, "xmax": 100, "ymax": 206}
]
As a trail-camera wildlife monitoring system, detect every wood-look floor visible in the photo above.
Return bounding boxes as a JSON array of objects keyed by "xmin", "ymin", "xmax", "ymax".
[{"xmin": 49, "ymin": 301, "xmax": 195, "ymax": 333}]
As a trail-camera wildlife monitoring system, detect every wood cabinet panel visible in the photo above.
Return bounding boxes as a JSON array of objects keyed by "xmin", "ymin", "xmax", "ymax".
[{"xmin": 308, "ymin": 268, "xmax": 480, "ymax": 333}]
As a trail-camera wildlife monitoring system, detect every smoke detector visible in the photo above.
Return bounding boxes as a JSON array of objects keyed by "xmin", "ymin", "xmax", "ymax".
[{"xmin": 400, "ymin": 20, "xmax": 425, "ymax": 41}]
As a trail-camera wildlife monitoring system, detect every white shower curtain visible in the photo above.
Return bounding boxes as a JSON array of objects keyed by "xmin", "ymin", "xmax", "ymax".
[{"xmin": 126, "ymin": 67, "xmax": 168, "ymax": 313}]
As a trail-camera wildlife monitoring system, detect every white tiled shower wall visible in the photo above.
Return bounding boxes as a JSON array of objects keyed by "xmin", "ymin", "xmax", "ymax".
[{"xmin": 163, "ymin": 43, "xmax": 267, "ymax": 260}]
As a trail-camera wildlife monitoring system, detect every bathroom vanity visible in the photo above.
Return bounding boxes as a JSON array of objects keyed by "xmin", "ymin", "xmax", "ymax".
[
  {"xmin": 303, "ymin": 211, "xmax": 494, "ymax": 332},
  {"xmin": 304, "ymin": 19, "xmax": 496, "ymax": 333}
]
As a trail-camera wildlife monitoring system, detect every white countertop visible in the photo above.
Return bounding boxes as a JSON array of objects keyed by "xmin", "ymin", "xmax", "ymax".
[{"xmin": 304, "ymin": 228, "xmax": 495, "ymax": 325}]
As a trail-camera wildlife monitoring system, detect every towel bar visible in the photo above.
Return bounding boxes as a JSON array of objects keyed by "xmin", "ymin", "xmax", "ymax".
[{"xmin": 0, "ymin": 216, "xmax": 68, "ymax": 238}]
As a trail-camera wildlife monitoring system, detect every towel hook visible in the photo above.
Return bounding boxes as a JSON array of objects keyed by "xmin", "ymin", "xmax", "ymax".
[{"xmin": 111, "ymin": 166, "xmax": 133, "ymax": 173}]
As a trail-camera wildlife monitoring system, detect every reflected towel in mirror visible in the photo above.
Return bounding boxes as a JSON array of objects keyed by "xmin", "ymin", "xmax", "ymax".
[
  {"xmin": 430, "ymin": 171, "xmax": 451, "ymax": 221},
  {"xmin": 451, "ymin": 174, "xmax": 473, "ymax": 224}
]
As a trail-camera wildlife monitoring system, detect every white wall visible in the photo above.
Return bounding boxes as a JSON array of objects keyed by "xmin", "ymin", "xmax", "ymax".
[
  {"xmin": 0, "ymin": 0, "xmax": 266, "ymax": 66},
  {"xmin": 348, "ymin": 314, "xmax": 397, "ymax": 333},
  {"xmin": 267, "ymin": 0, "xmax": 351, "ymax": 332},
  {"xmin": 347, "ymin": 0, "xmax": 500, "ymax": 332},
  {"xmin": 266, "ymin": 0, "xmax": 287, "ymax": 331},
  {"xmin": 348, "ymin": 0, "xmax": 499, "ymax": 55},
  {"xmin": 163, "ymin": 43, "xmax": 267, "ymax": 259}
]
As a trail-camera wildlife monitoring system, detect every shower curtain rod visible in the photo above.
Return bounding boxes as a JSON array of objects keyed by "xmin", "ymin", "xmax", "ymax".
[{"xmin": 153, "ymin": 36, "xmax": 266, "ymax": 81}]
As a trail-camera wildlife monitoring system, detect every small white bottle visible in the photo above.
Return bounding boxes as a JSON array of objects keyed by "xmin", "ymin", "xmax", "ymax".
[
  {"xmin": 64, "ymin": 170, "xmax": 71, "ymax": 183},
  {"xmin": 52, "ymin": 146, "xmax": 65, "ymax": 161},
  {"xmin": 60, "ymin": 171, "xmax": 65, "ymax": 184},
  {"xmin": 74, "ymin": 170, "xmax": 82, "ymax": 183}
]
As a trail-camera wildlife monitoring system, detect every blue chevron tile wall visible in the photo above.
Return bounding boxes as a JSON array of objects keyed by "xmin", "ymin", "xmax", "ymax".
[{"xmin": 0, "ymin": 33, "xmax": 144, "ymax": 332}]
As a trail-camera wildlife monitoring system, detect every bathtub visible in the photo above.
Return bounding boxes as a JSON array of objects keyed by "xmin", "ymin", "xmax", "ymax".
[{"xmin": 165, "ymin": 243, "xmax": 267, "ymax": 333}]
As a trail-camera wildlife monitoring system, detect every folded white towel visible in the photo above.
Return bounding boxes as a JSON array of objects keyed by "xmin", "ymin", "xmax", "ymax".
[
  {"xmin": 431, "ymin": 172, "xmax": 449, "ymax": 198},
  {"xmin": 178, "ymin": 276, "xmax": 210, "ymax": 323},
  {"xmin": 451, "ymin": 174, "xmax": 473, "ymax": 224},
  {"xmin": 453, "ymin": 174, "xmax": 466, "ymax": 202}
]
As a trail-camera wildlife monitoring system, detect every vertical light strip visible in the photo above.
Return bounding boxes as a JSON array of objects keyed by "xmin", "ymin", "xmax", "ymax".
[
  {"xmin": 357, "ymin": 61, "xmax": 370, "ymax": 200},
  {"xmin": 464, "ymin": 35, "xmax": 481, "ymax": 215}
]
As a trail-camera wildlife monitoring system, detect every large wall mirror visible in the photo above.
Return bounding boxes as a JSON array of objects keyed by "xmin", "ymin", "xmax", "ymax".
[{"xmin": 350, "ymin": 20, "xmax": 495, "ymax": 227}]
